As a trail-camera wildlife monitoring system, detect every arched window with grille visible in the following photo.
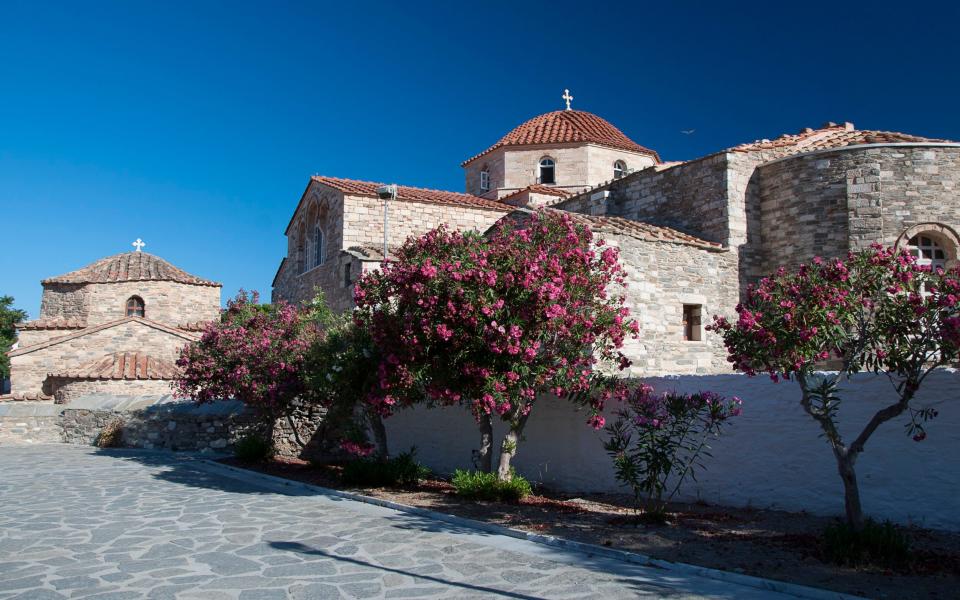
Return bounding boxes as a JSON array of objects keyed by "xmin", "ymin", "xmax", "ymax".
[
  {"xmin": 126, "ymin": 296, "xmax": 145, "ymax": 318},
  {"xmin": 539, "ymin": 157, "xmax": 556, "ymax": 185},
  {"xmin": 613, "ymin": 160, "xmax": 627, "ymax": 179}
]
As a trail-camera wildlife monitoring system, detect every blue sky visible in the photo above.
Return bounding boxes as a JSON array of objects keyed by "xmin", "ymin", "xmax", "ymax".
[{"xmin": 2, "ymin": 0, "xmax": 958, "ymax": 318}]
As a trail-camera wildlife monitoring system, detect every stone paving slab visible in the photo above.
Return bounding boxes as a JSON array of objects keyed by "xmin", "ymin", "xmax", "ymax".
[{"xmin": 0, "ymin": 446, "xmax": 813, "ymax": 599}]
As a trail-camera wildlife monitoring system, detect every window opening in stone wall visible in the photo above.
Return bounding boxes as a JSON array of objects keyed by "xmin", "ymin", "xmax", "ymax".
[
  {"xmin": 126, "ymin": 296, "xmax": 145, "ymax": 318},
  {"xmin": 343, "ymin": 263, "xmax": 352, "ymax": 287},
  {"xmin": 539, "ymin": 157, "xmax": 556, "ymax": 184},
  {"xmin": 683, "ymin": 304, "xmax": 702, "ymax": 341},
  {"xmin": 613, "ymin": 160, "xmax": 626, "ymax": 179},
  {"xmin": 907, "ymin": 234, "xmax": 948, "ymax": 271},
  {"xmin": 314, "ymin": 226, "xmax": 325, "ymax": 268},
  {"xmin": 480, "ymin": 169, "xmax": 490, "ymax": 191}
]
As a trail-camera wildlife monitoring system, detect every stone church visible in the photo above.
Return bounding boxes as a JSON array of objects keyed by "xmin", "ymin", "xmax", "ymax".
[
  {"xmin": 273, "ymin": 93, "xmax": 960, "ymax": 376},
  {"xmin": 4, "ymin": 246, "xmax": 221, "ymax": 403}
]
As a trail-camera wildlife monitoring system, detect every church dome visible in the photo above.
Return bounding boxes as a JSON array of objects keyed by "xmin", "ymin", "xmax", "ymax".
[
  {"xmin": 463, "ymin": 110, "xmax": 660, "ymax": 165},
  {"xmin": 43, "ymin": 251, "xmax": 220, "ymax": 287}
]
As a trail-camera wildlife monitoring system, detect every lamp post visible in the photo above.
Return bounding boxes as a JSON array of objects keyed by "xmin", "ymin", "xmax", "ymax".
[{"xmin": 376, "ymin": 184, "xmax": 398, "ymax": 263}]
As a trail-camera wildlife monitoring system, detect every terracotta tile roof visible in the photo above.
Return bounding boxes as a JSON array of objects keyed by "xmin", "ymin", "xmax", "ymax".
[
  {"xmin": 16, "ymin": 317, "xmax": 86, "ymax": 330},
  {"xmin": 500, "ymin": 184, "xmax": 574, "ymax": 203},
  {"xmin": 729, "ymin": 122, "xmax": 955, "ymax": 159},
  {"xmin": 0, "ymin": 392, "xmax": 53, "ymax": 402},
  {"xmin": 311, "ymin": 176, "xmax": 511, "ymax": 212},
  {"xmin": 559, "ymin": 212, "xmax": 724, "ymax": 251},
  {"xmin": 48, "ymin": 352, "xmax": 181, "ymax": 380},
  {"xmin": 463, "ymin": 110, "xmax": 661, "ymax": 166},
  {"xmin": 43, "ymin": 252, "xmax": 221, "ymax": 287},
  {"xmin": 177, "ymin": 321, "xmax": 213, "ymax": 332}
]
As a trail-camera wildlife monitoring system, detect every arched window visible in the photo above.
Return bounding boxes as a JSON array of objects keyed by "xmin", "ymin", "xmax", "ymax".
[
  {"xmin": 314, "ymin": 225, "xmax": 325, "ymax": 268},
  {"xmin": 479, "ymin": 168, "xmax": 490, "ymax": 191},
  {"xmin": 907, "ymin": 234, "xmax": 948, "ymax": 271},
  {"xmin": 126, "ymin": 296, "xmax": 145, "ymax": 318},
  {"xmin": 613, "ymin": 160, "xmax": 627, "ymax": 179},
  {"xmin": 539, "ymin": 157, "xmax": 556, "ymax": 185}
]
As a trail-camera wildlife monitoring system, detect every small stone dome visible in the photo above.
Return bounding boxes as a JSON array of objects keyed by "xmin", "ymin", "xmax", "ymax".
[{"xmin": 42, "ymin": 252, "xmax": 220, "ymax": 287}]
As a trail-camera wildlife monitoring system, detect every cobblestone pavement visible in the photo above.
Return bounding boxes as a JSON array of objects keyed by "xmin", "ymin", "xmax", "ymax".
[{"xmin": 0, "ymin": 446, "xmax": 803, "ymax": 599}]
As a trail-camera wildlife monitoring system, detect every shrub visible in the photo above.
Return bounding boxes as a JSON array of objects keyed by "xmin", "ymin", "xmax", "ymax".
[
  {"xmin": 603, "ymin": 387, "xmax": 741, "ymax": 519},
  {"xmin": 94, "ymin": 418, "xmax": 124, "ymax": 448},
  {"xmin": 354, "ymin": 210, "xmax": 638, "ymax": 480},
  {"xmin": 710, "ymin": 245, "xmax": 960, "ymax": 529},
  {"xmin": 341, "ymin": 448, "xmax": 430, "ymax": 487},
  {"xmin": 451, "ymin": 468, "xmax": 532, "ymax": 501},
  {"xmin": 233, "ymin": 435, "xmax": 274, "ymax": 462},
  {"xmin": 823, "ymin": 519, "xmax": 911, "ymax": 569}
]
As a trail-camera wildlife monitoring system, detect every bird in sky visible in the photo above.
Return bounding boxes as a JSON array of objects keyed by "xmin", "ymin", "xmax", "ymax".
[{"xmin": 681, "ymin": 129, "xmax": 696, "ymax": 135}]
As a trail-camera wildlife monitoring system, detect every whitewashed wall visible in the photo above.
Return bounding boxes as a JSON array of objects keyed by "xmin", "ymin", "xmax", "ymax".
[{"xmin": 386, "ymin": 370, "xmax": 960, "ymax": 531}]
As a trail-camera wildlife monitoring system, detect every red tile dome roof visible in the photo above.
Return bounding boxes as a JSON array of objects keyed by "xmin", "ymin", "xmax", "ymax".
[
  {"xmin": 43, "ymin": 252, "xmax": 220, "ymax": 287},
  {"xmin": 463, "ymin": 110, "xmax": 660, "ymax": 165}
]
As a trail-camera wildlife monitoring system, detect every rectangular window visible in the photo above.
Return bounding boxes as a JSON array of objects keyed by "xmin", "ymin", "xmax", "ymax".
[
  {"xmin": 683, "ymin": 305, "xmax": 702, "ymax": 341},
  {"xmin": 343, "ymin": 263, "xmax": 352, "ymax": 287},
  {"xmin": 480, "ymin": 171, "xmax": 490, "ymax": 191}
]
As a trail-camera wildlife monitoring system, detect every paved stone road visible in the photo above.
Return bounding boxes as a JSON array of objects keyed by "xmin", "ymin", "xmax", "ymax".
[{"xmin": 0, "ymin": 446, "xmax": 804, "ymax": 599}]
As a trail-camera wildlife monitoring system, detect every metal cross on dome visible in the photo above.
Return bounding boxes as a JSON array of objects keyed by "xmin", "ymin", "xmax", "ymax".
[
  {"xmin": 562, "ymin": 89, "xmax": 574, "ymax": 111},
  {"xmin": 132, "ymin": 238, "xmax": 146, "ymax": 252}
]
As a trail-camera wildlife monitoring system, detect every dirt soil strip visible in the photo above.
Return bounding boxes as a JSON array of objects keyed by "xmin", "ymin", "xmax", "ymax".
[{"xmin": 198, "ymin": 459, "xmax": 867, "ymax": 600}]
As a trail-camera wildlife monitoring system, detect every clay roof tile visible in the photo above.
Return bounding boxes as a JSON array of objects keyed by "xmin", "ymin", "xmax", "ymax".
[
  {"xmin": 43, "ymin": 252, "xmax": 220, "ymax": 287},
  {"xmin": 463, "ymin": 110, "xmax": 660, "ymax": 166},
  {"xmin": 47, "ymin": 352, "xmax": 181, "ymax": 381}
]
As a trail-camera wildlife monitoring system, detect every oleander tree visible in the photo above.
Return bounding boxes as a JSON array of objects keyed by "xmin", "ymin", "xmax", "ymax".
[
  {"xmin": 709, "ymin": 244, "xmax": 960, "ymax": 529},
  {"xmin": 174, "ymin": 290, "xmax": 329, "ymax": 439},
  {"xmin": 353, "ymin": 209, "xmax": 638, "ymax": 480},
  {"xmin": 0, "ymin": 295, "xmax": 28, "ymax": 381}
]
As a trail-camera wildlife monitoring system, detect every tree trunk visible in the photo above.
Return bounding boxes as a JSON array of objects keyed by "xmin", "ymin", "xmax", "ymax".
[
  {"xmin": 368, "ymin": 411, "xmax": 389, "ymax": 460},
  {"xmin": 496, "ymin": 428, "xmax": 520, "ymax": 481},
  {"xmin": 836, "ymin": 450, "xmax": 864, "ymax": 530},
  {"xmin": 475, "ymin": 413, "xmax": 494, "ymax": 473},
  {"xmin": 496, "ymin": 412, "xmax": 530, "ymax": 481}
]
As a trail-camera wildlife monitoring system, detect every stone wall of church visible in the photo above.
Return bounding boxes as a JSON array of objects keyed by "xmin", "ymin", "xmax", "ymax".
[
  {"xmin": 37, "ymin": 280, "xmax": 220, "ymax": 327},
  {"xmin": 16, "ymin": 328, "xmax": 82, "ymax": 348},
  {"xmin": 553, "ymin": 154, "xmax": 736, "ymax": 246},
  {"xmin": 341, "ymin": 196, "xmax": 508, "ymax": 252},
  {"xmin": 38, "ymin": 283, "xmax": 87, "ymax": 321},
  {"xmin": 9, "ymin": 321, "xmax": 192, "ymax": 396},
  {"xmin": 613, "ymin": 236, "xmax": 739, "ymax": 376},
  {"xmin": 272, "ymin": 251, "xmax": 362, "ymax": 312},
  {"xmin": 86, "ymin": 281, "xmax": 220, "ymax": 326},
  {"xmin": 755, "ymin": 145, "xmax": 960, "ymax": 274},
  {"xmin": 585, "ymin": 145, "xmax": 657, "ymax": 188},
  {"xmin": 464, "ymin": 149, "xmax": 506, "ymax": 197}
]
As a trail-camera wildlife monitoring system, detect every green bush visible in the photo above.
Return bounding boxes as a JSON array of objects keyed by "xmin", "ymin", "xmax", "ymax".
[
  {"xmin": 341, "ymin": 448, "xmax": 430, "ymax": 487},
  {"xmin": 233, "ymin": 435, "xmax": 274, "ymax": 462},
  {"xmin": 823, "ymin": 518, "xmax": 911, "ymax": 569},
  {"xmin": 451, "ymin": 469, "xmax": 532, "ymax": 502}
]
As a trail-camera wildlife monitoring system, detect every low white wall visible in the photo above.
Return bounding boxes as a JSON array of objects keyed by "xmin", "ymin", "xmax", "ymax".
[{"xmin": 386, "ymin": 370, "xmax": 960, "ymax": 531}]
